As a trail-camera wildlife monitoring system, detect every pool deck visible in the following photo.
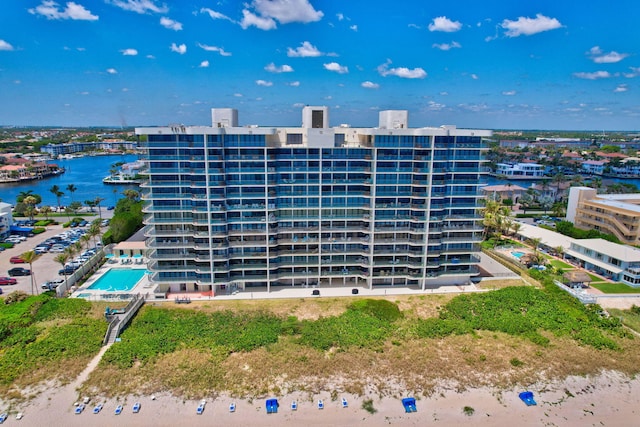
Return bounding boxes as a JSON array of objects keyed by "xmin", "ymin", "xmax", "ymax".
[{"xmin": 72, "ymin": 263, "xmax": 153, "ymax": 300}]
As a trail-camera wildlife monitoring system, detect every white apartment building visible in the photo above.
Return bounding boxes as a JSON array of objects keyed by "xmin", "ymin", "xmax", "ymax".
[{"xmin": 136, "ymin": 107, "xmax": 491, "ymax": 295}]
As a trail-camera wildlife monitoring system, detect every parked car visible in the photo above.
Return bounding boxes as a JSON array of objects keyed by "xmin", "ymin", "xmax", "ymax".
[
  {"xmin": 8, "ymin": 267, "xmax": 31, "ymax": 276},
  {"xmin": 9, "ymin": 256, "xmax": 25, "ymax": 264},
  {"xmin": 41, "ymin": 278, "xmax": 64, "ymax": 289},
  {"xmin": 58, "ymin": 267, "xmax": 77, "ymax": 276},
  {"xmin": 0, "ymin": 277, "xmax": 18, "ymax": 285}
]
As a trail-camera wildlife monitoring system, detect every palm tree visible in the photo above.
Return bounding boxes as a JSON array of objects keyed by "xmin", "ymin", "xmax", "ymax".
[
  {"xmin": 23, "ymin": 195, "xmax": 39, "ymax": 220},
  {"xmin": 88, "ymin": 220, "xmax": 102, "ymax": 248},
  {"xmin": 94, "ymin": 197, "xmax": 105, "ymax": 220},
  {"xmin": 551, "ymin": 172, "xmax": 566, "ymax": 202},
  {"xmin": 39, "ymin": 205, "xmax": 52, "ymax": 220},
  {"xmin": 66, "ymin": 184, "xmax": 77, "ymax": 202},
  {"xmin": 20, "ymin": 250, "xmax": 38, "ymax": 295},
  {"xmin": 54, "ymin": 253, "xmax": 70, "ymax": 291},
  {"xmin": 528, "ymin": 237, "xmax": 542, "ymax": 257},
  {"xmin": 50, "ymin": 185, "xmax": 64, "ymax": 212},
  {"xmin": 555, "ymin": 246, "xmax": 565, "ymax": 260},
  {"xmin": 122, "ymin": 189, "xmax": 139, "ymax": 200}
]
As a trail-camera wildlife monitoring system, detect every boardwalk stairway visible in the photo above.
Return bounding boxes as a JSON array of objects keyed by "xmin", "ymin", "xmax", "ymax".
[{"xmin": 103, "ymin": 294, "xmax": 145, "ymax": 345}]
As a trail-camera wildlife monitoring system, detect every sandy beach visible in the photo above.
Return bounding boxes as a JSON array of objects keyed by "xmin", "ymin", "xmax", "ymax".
[{"xmin": 4, "ymin": 370, "xmax": 637, "ymax": 426}]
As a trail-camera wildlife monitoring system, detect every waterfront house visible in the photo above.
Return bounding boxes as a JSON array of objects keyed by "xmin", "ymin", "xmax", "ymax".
[{"xmin": 494, "ymin": 162, "xmax": 545, "ymax": 179}]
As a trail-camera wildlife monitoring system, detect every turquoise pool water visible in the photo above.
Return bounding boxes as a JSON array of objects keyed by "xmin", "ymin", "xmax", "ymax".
[
  {"xmin": 511, "ymin": 251, "xmax": 526, "ymax": 259},
  {"xmin": 87, "ymin": 269, "xmax": 145, "ymax": 292}
]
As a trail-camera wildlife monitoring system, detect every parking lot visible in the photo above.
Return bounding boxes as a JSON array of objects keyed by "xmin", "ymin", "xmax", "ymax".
[{"xmin": 1, "ymin": 214, "xmax": 111, "ymax": 296}]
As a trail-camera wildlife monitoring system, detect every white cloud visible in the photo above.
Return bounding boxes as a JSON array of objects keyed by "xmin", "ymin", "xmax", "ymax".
[
  {"xmin": 573, "ymin": 71, "xmax": 611, "ymax": 80},
  {"xmin": 428, "ymin": 16, "xmax": 462, "ymax": 32},
  {"xmin": 501, "ymin": 14, "xmax": 562, "ymax": 37},
  {"xmin": 440, "ymin": 91, "xmax": 448, "ymax": 96},
  {"xmin": 336, "ymin": 13, "xmax": 344, "ymax": 21},
  {"xmin": 427, "ymin": 101, "xmax": 445, "ymax": 111},
  {"xmin": 350, "ymin": 25, "xmax": 358, "ymax": 32},
  {"xmin": 265, "ymin": 63, "xmax": 294, "ymax": 73},
  {"xmin": 249, "ymin": 0, "xmax": 323, "ymax": 24},
  {"xmin": 287, "ymin": 81, "xmax": 300, "ymax": 87},
  {"xmin": 146, "ymin": 54, "xmax": 155, "ymax": 59},
  {"xmin": 256, "ymin": 80, "xmax": 273, "ymax": 87},
  {"xmin": 240, "ymin": 10, "xmax": 276, "ymax": 30},
  {"xmin": 197, "ymin": 43, "xmax": 231, "ymax": 56},
  {"xmin": 106, "ymin": 68, "xmax": 118, "ymax": 74},
  {"xmin": 377, "ymin": 60, "xmax": 426, "ymax": 79},
  {"xmin": 14, "ymin": 80, "xmax": 21, "ymax": 85},
  {"xmin": 170, "ymin": 43, "xmax": 187, "ymax": 54},
  {"xmin": 624, "ymin": 67, "xmax": 640, "ymax": 78},
  {"xmin": 614, "ymin": 84, "xmax": 628, "ymax": 93},
  {"xmin": 29, "ymin": 1, "xmax": 99, "ymax": 21},
  {"xmin": 587, "ymin": 46, "xmax": 628, "ymax": 64},
  {"xmin": 160, "ymin": 17, "xmax": 182, "ymax": 31},
  {"xmin": 234, "ymin": 93, "xmax": 243, "ymax": 97},
  {"xmin": 470, "ymin": 74, "xmax": 478, "ymax": 80},
  {"xmin": 199, "ymin": 60, "xmax": 209, "ymax": 68},
  {"xmin": 0, "ymin": 40, "xmax": 14, "ymax": 51},
  {"xmin": 432, "ymin": 41, "xmax": 461, "ymax": 51},
  {"xmin": 200, "ymin": 8, "xmax": 234, "ymax": 22},
  {"xmin": 287, "ymin": 41, "xmax": 322, "ymax": 57},
  {"xmin": 106, "ymin": 0, "xmax": 168, "ymax": 14},
  {"xmin": 323, "ymin": 62, "xmax": 348, "ymax": 74},
  {"xmin": 361, "ymin": 81, "xmax": 379, "ymax": 89},
  {"xmin": 502, "ymin": 90, "xmax": 516, "ymax": 96},
  {"xmin": 408, "ymin": 23, "xmax": 421, "ymax": 29},
  {"xmin": 121, "ymin": 48, "xmax": 138, "ymax": 56}
]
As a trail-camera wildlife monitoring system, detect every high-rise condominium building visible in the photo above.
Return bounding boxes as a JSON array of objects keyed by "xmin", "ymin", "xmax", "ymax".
[{"xmin": 136, "ymin": 107, "xmax": 491, "ymax": 295}]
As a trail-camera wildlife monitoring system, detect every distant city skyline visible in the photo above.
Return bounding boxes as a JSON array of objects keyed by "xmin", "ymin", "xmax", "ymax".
[{"xmin": 1, "ymin": 0, "xmax": 639, "ymax": 130}]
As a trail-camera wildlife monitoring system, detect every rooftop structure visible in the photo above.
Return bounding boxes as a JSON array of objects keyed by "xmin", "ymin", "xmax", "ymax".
[{"xmin": 136, "ymin": 107, "xmax": 491, "ymax": 296}]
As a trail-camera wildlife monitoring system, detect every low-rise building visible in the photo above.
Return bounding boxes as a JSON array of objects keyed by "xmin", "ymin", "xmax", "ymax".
[
  {"xmin": 494, "ymin": 162, "xmax": 545, "ymax": 179},
  {"xmin": 567, "ymin": 187, "xmax": 640, "ymax": 245},
  {"xmin": 515, "ymin": 222, "xmax": 640, "ymax": 287}
]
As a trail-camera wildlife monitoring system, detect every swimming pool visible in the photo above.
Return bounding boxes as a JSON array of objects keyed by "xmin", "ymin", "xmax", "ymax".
[
  {"xmin": 87, "ymin": 269, "xmax": 146, "ymax": 292},
  {"xmin": 511, "ymin": 251, "xmax": 526, "ymax": 259}
]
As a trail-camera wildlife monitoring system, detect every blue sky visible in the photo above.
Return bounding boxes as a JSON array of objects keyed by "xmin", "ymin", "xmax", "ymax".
[{"xmin": 1, "ymin": 1, "xmax": 639, "ymax": 130}]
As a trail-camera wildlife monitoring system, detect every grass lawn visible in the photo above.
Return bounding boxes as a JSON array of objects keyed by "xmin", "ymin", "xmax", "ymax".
[
  {"xmin": 549, "ymin": 259, "xmax": 573, "ymax": 270},
  {"xmin": 608, "ymin": 308, "xmax": 640, "ymax": 334},
  {"xmin": 591, "ymin": 282, "xmax": 640, "ymax": 294}
]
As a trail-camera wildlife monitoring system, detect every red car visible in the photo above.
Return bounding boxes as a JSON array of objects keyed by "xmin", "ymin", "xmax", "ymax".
[
  {"xmin": 0, "ymin": 277, "xmax": 18, "ymax": 285},
  {"xmin": 9, "ymin": 256, "xmax": 25, "ymax": 264}
]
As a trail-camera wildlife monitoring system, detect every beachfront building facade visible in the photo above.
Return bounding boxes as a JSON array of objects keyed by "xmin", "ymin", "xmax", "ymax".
[
  {"xmin": 136, "ymin": 107, "xmax": 491, "ymax": 295},
  {"xmin": 567, "ymin": 187, "xmax": 640, "ymax": 245}
]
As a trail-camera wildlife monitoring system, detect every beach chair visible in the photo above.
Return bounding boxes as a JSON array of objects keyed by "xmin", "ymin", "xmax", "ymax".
[
  {"xmin": 291, "ymin": 401, "xmax": 297, "ymax": 411},
  {"xmin": 74, "ymin": 404, "xmax": 85, "ymax": 414},
  {"xmin": 132, "ymin": 402, "xmax": 141, "ymax": 413},
  {"xmin": 115, "ymin": 405, "xmax": 123, "ymax": 415},
  {"xmin": 266, "ymin": 398, "xmax": 278, "ymax": 414},
  {"xmin": 0, "ymin": 413, "xmax": 7, "ymax": 423},
  {"xmin": 519, "ymin": 391, "xmax": 537, "ymax": 406},
  {"xmin": 93, "ymin": 403, "xmax": 103, "ymax": 414},
  {"xmin": 341, "ymin": 397, "xmax": 348, "ymax": 408},
  {"xmin": 401, "ymin": 397, "xmax": 417, "ymax": 413},
  {"xmin": 317, "ymin": 399, "xmax": 324, "ymax": 410},
  {"xmin": 229, "ymin": 402, "xmax": 236, "ymax": 413},
  {"xmin": 197, "ymin": 400, "xmax": 206, "ymax": 415}
]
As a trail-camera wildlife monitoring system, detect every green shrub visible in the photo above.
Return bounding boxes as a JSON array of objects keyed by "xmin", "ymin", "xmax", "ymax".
[
  {"xmin": 348, "ymin": 299, "xmax": 403, "ymax": 322},
  {"xmin": 362, "ymin": 399, "xmax": 377, "ymax": 414},
  {"xmin": 463, "ymin": 406, "xmax": 475, "ymax": 416},
  {"xmin": 34, "ymin": 220, "xmax": 52, "ymax": 226},
  {"xmin": 32, "ymin": 227, "xmax": 46, "ymax": 234},
  {"xmin": 0, "ymin": 243, "xmax": 13, "ymax": 249},
  {"xmin": 510, "ymin": 358, "xmax": 524, "ymax": 367}
]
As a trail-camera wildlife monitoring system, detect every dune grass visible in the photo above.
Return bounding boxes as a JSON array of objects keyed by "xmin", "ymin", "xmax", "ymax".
[{"xmin": 79, "ymin": 284, "xmax": 640, "ymax": 400}]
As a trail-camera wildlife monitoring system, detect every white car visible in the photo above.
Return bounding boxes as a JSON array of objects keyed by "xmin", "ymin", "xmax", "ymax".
[{"xmin": 41, "ymin": 278, "xmax": 65, "ymax": 289}]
